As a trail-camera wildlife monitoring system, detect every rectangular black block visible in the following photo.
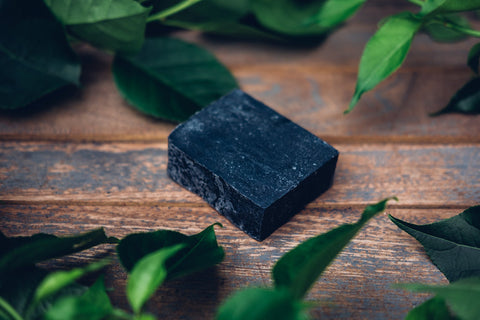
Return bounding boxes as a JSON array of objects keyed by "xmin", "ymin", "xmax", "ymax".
[{"xmin": 167, "ymin": 89, "xmax": 339, "ymax": 241}]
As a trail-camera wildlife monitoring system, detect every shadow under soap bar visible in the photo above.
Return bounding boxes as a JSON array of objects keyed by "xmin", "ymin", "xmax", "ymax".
[{"xmin": 167, "ymin": 90, "xmax": 339, "ymax": 241}]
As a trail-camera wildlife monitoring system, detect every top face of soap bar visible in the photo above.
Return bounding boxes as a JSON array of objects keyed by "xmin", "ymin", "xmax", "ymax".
[{"xmin": 168, "ymin": 89, "xmax": 338, "ymax": 209}]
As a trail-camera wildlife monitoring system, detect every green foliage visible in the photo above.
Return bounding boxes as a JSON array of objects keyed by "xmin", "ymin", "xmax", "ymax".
[
  {"xmin": 468, "ymin": 42, "xmax": 480, "ymax": 74},
  {"xmin": 405, "ymin": 296, "xmax": 458, "ymax": 320},
  {"xmin": 420, "ymin": 0, "xmax": 480, "ymax": 16},
  {"xmin": 117, "ymin": 223, "xmax": 225, "ymax": 280},
  {"xmin": 127, "ymin": 244, "xmax": 185, "ymax": 314},
  {"xmin": 0, "ymin": 0, "xmax": 80, "ymax": 110},
  {"xmin": 0, "ymin": 297, "xmax": 23, "ymax": 320},
  {"xmin": 44, "ymin": 276, "xmax": 113, "ymax": 320},
  {"xmin": 401, "ymin": 277, "xmax": 480, "ymax": 320},
  {"xmin": 33, "ymin": 260, "xmax": 109, "ymax": 304},
  {"xmin": 273, "ymin": 197, "xmax": 397, "ymax": 299},
  {"xmin": 431, "ymin": 78, "xmax": 480, "ymax": 115},
  {"xmin": 251, "ymin": 0, "xmax": 365, "ymax": 36},
  {"xmin": 423, "ymin": 14, "xmax": 470, "ymax": 42},
  {"xmin": 0, "ymin": 224, "xmax": 224, "ymax": 319},
  {"xmin": 348, "ymin": 0, "xmax": 480, "ymax": 113},
  {"xmin": 217, "ymin": 198, "xmax": 395, "ymax": 319},
  {"xmin": 347, "ymin": 12, "xmax": 422, "ymax": 113},
  {"xmin": 112, "ymin": 37, "xmax": 237, "ymax": 122},
  {"xmin": 0, "ymin": 228, "xmax": 115, "ymax": 273},
  {"xmin": 390, "ymin": 205, "xmax": 480, "ymax": 281},
  {"xmin": 44, "ymin": 0, "xmax": 151, "ymax": 53},
  {"xmin": 216, "ymin": 288, "xmax": 307, "ymax": 320}
]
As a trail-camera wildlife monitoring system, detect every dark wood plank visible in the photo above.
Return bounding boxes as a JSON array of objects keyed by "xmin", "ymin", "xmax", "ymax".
[
  {"xmin": 0, "ymin": 3, "xmax": 478, "ymax": 142},
  {"xmin": 0, "ymin": 204, "xmax": 456, "ymax": 319},
  {"xmin": 1, "ymin": 142, "xmax": 478, "ymax": 206}
]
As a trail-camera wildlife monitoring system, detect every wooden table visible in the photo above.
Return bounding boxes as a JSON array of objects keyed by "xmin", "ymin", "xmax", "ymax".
[{"xmin": 1, "ymin": 1, "xmax": 479, "ymax": 319}]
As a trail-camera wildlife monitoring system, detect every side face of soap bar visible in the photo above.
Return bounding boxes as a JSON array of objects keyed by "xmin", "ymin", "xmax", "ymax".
[{"xmin": 167, "ymin": 89, "xmax": 339, "ymax": 241}]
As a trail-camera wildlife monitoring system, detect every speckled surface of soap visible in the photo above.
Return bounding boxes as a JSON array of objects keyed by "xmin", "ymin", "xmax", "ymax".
[{"xmin": 167, "ymin": 89, "xmax": 339, "ymax": 241}]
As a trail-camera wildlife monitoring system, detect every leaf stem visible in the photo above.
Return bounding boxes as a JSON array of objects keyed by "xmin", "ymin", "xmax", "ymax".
[
  {"xmin": 440, "ymin": 20, "xmax": 480, "ymax": 38},
  {"xmin": 0, "ymin": 297, "xmax": 23, "ymax": 320},
  {"xmin": 146, "ymin": 0, "xmax": 204, "ymax": 22}
]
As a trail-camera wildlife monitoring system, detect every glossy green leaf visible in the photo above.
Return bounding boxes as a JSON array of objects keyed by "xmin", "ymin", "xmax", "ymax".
[
  {"xmin": 420, "ymin": 0, "xmax": 480, "ymax": 16},
  {"xmin": 468, "ymin": 43, "xmax": 480, "ymax": 74},
  {"xmin": 390, "ymin": 205, "xmax": 480, "ymax": 282},
  {"xmin": 431, "ymin": 77, "xmax": 480, "ymax": 115},
  {"xmin": 113, "ymin": 37, "xmax": 238, "ymax": 121},
  {"xmin": 0, "ymin": 228, "xmax": 116, "ymax": 273},
  {"xmin": 251, "ymin": 0, "xmax": 365, "ymax": 36},
  {"xmin": 216, "ymin": 288, "xmax": 308, "ymax": 320},
  {"xmin": 34, "ymin": 260, "xmax": 109, "ymax": 304},
  {"xmin": 273, "ymin": 197, "xmax": 396, "ymax": 299},
  {"xmin": 0, "ymin": 0, "xmax": 80, "ymax": 109},
  {"xmin": 401, "ymin": 277, "xmax": 480, "ymax": 320},
  {"xmin": 405, "ymin": 296, "xmax": 458, "ymax": 320},
  {"xmin": 45, "ymin": 276, "xmax": 113, "ymax": 320},
  {"xmin": 423, "ymin": 14, "xmax": 470, "ymax": 42},
  {"xmin": 117, "ymin": 223, "xmax": 224, "ymax": 280},
  {"xmin": 44, "ymin": 0, "xmax": 151, "ymax": 53},
  {"xmin": 127, "ymin": 244, "xmax": 185, "ymax": 314},
  {"xmin": 347, "ymin": 12, "xmax": 422, "ymax": 113}
]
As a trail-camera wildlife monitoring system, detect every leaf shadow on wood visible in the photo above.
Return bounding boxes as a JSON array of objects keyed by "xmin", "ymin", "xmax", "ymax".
[{"xmin": 146, "ymin": 266, "xmax": 224, "ymax": 319}]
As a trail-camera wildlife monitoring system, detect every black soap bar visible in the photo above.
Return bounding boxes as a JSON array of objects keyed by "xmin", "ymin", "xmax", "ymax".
[{"xmin": 167, "ymin": 90, "xmax": 339, "ymax": 241}]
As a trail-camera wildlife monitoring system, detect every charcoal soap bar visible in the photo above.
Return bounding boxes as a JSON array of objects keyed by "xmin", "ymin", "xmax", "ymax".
[{"xmin": 167, "ymin": 89, "xmax": 339, "ymax": 241}]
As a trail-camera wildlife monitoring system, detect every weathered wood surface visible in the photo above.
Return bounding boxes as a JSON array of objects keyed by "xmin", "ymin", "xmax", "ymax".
[
  {"xmin": 0, "ymin": 205, "xmax": 455, "ymax": 319},
  {"xmin": 0, "ymin": 2, "xmax": 479, "ymax": 143},
  {"xmin": 1, "ymin": 1, "xmax": 480, "ymax": 319},
  {"xmin": 0, "ymin": 142, "xmax": 479, "ymax": 207}
]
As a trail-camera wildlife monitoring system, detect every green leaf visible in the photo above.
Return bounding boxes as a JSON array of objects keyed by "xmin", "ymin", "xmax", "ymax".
[
  {"xmin": 347, "ymin": 12, "xmax": 422, "ymax": 113},
  {"xmin": 0, "ymin": 265, "xmax": 86, "ymax": 319},
  {"xmin": 431, "ymin": 77, "xmax": 480, "ymax": 115},
  {"xmin": 45, "ymin": 275, "xmax": 113, "ymax": 320},
  {"xmin": 0, "ymin": 0, "xmax": 80, "ymax": 109},
  {"xmin": 161, "ymin": 19, "xmax": 287, "ymax": 41},
  {"xmin": 149, "ymin": 0, "xmax": 249, "ymax": 23},
  {"xmin": 273, "ymin": 197, "xmax": 396, "ymax": 300},
  {"xmin": 216, "ymin": 287, "xmax": 308, "ymax": 320},
  {"xmin": 149, "ymin": 0, "xmax": 286, "ymax": 41},
  {"xmin": 0, "ymin": 228, "xmax": 116, "ymax": 273},
  {"xmin": 420, "ymin": 0, "xmax": 480, "ymax": 16},
  {"xmin": 405, "ymin": 296, "xmax": 458, "ymax": 320},
  {"xmin": 112, "ymin": 37, "xmax": 238, "ymax": 121},
  {"xmin": 126, "ymin": 244, "xmax": 185, "ymax": 314},
  {"xmin": 389, "ymin": 205, "xmax": 480, "ymax": 282},
  {"xmin": 117, "ymin": 223, "xmax": 224, "ymax": 280},
  {"xmin": 0, "ymin": 297, "xmax": 23, "ymax": 320},
  {"xmin": 423, "ymin": 14, "xmax": 470, "ymax": 42},
  {"xmin": 34, "ymin": 260, "xmax": 109, "ymax": 304},
  {"xmin": 44, "ymin": 0, "xmax": 151, "ymax": 53},
  {"xmin": 400, "ymin": 277, "xmax": 480, "ymax": 320},
  {"xmin": 468, "ymin": 43, "xmax": 480, "ymax": 74},
  {"xmin": 251, "ymin": 0, "xmax": 365, "ymax": 36}
]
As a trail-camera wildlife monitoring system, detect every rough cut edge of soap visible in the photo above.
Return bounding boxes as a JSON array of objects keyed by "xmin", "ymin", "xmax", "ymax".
[{"xmin": 168, "ymin": 141, "xmax": 339, "ymax": 241}]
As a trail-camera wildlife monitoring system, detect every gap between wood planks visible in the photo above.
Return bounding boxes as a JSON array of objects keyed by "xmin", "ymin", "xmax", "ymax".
[
  {"xmin": 1, "ymin": 135, "xmax": 480, "ymax": 144},
  {"xmin": 0, "ymin": 199, "xmax": 470, "ymax": 210}
]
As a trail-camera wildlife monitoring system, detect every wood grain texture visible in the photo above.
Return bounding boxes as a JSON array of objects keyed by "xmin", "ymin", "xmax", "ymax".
[
  {"xmin": 0, "ymin": 2, "xmax": 479, "ymax": 143},
  {"xmin": 0, "ymin": 204, "xmax": 456, "ymax": 319},
  {"xmin": 1, "ymin": 142, "xmax": 478, "ymax": 206},
  {"xmin": 0, "ymin": 2, "xmax": 479, "ymax": 319}
]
